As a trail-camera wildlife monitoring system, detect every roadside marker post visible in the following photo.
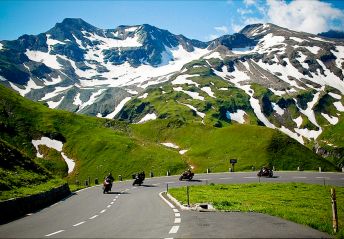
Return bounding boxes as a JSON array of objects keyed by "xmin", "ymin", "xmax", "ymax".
[
  {"xmin": 331, "ymin": 188, "xmax": 338, "ymax": 233},
  {"xmin": 186, "ymin": 186, "xmax": 190, "ymax": 207}
]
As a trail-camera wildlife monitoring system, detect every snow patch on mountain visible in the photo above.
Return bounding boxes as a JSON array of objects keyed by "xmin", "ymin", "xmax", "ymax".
[
  {"xmin": 321, "ymin": 113, "xmax": 339, "ymax": 125},
  {"xmin": 172, "ymin": 74, "xmax": 200, "ymax": 87},
  {"xmin": 9, "ymin": 78, "xmax": 43, "ymax": 97},
  {"xmin": 305, "ymin": 46, "xmax": 321, "ymax": 55},
  {"xmin": 82, "ymin": 31, "xmax": 142, "ymax": 48},
  {"xmin": 201, "ymin": 86, "xmax": 216, "ymax": 98},
  {"xmin": 173, "ymin": 87, "xmax": 204, "ymax": 101},
  {"xmin": 32, "ymin": 136, "xmax": 75, "ymax": 173},
  {"xmin": 138, "ymin": 93, "xmax": 148, "ymax": 99},
  {"xmin": 226, "ymin": 110, "xmax": 246, "ymax": 124},
  {"xmin": 161, "ymin": 142, "xmax": 179, "ymax": 149},
  {"xmin": 138, "ymin": 113, "xmax": 157, "ymax": 124},
  {"xmin": 47, "ymin": 96, "xmax": 64, "ymax": 109},
  {"xmin": 105, "ymin": 96, "xmax": 131, "ymax": 119},
  {"xmin": 25, "ymin": 50, "xmax": 62, "ymax": 69},
  {"xmin": 334, "ymin": 101, "xmax": 344, "ymax": 112}
]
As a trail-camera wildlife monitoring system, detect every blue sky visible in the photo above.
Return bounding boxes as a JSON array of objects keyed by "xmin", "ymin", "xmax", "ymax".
[{"xmin": 0, "ymin": 0, "xmax": 344, "ymax": 41}]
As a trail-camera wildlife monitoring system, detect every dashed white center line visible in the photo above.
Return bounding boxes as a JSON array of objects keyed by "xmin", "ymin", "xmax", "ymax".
[
  {"xmin": 45, "ymin": 230, "xmax": 64, "ymax": 237},
  {"xmin": 165, "ymin": 182, "xmax": 175, "ymax": 184},
  {"xmin": 173, "ymin": 209, "xmax": 179, "ymax": 213},
  {"xmin": 174, "ymin": 217, "xmax": 181, "ymax": 223},
  {"xmin": 107, "ymin": 205, "xmax": 111, "ymax": 208},
  {"xmin": 115, "ymin": 196, "xmax": 119, "ymax": 199},
  {"xmin": 219, "ymin": 177, "xmax": 232, "ymax": 180},
  {"xmin": 169, "ymin": 225, "xmax": 180, "ymax": 234},
  {"xmin": 125, "ymin": 188, "xmax": 130, "ymax": 191},
  {"xmin": 100, "ymin": 209, "xmax": 106, "ymax": 214},
  {"xmin": 73, "ymin": 221, "xmax": 85, "ymax": 227},
  {"xmin": 316, "ymin": 177, "xmax": 330, "ymax": 179},
  {"xmin": 175, "ymin": 213, "xmax": 180, "ymax": 217},
  {"xmin": 293, "ymin": 177, "xmax": 307, "ymax": 179},
  {"xmin": 110, "ymin": 202, "xmax": 114, "ymax": 204},
  {"xmin": 89, "ymin": 215, "xmax": 98, "ymax": 220},
  {"xmin": 244, "ymin": 177, "xmax": 257, "ymax": 179}
]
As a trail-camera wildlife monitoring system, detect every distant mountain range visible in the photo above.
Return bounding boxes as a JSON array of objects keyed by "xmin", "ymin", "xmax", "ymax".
[{"xmin": 0, "ymin": 18, "xmax": 343, "ymax": 163}]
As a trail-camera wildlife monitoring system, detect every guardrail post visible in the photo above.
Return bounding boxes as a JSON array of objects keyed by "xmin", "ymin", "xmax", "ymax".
[
  {"xmin": 273, "ymin": 166, "xmax": 275, "ymax": 171},
  {"xmin": 319, "ymin": 167, "xmax": 322, "ymax": 172},
  {"xmin": 229, "ymin": 167, "xmax": 232, "ymax": 172},
  {"xmin": 342, "ymin": 167, "xmax": 344, "ymax": 173},
  {"xmin": 84, "ymin": 180, "xmax": 89, "ymax": 187},
  {"xmin": 297, "ymin": 166, "xmax": 300, "ymax": 171},
  {"xmin": 150, "ymin": 171, "xmax": 154, "ymax": 177},
  {"xmin": 207, "ymin": 168, "xmax": 210, "ymax": 174},
  {"xmin": 118, "ymin": 175, "xmax": 122, "ymax": 181},
  {"xmin": 252, "ymin": 166, "xmax": 255, "ymax": 171}
]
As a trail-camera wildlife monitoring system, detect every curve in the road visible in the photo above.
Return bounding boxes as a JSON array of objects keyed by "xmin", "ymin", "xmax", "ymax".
[{"xmin": 0, "ymin": 171, "xmax": 342, "ymax": 238}]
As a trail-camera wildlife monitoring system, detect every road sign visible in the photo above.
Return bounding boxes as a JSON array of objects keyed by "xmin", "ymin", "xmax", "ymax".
[{"xmin": 230, "ymin": 159, "xmax": 237, "ymax": 164}]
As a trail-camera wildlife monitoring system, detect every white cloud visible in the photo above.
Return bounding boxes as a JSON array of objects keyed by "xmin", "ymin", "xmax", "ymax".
[
  {"xmin": 244, "ymin": 0, "xmax": 256, "ymax": 5},
  {"xmin": 231, "ymin": 0, "xmax": 344, "ymax": 34},
  {"xmin": 207, "ymin": 34, "xmax": 220, "ymax": 41},
  {"xmin": 266, "ymin": 0, "xmax": 344, "ymax": 34},
  {"xmin": 214, "ymin": 26, "xmax": 229, "ymax": 34}
]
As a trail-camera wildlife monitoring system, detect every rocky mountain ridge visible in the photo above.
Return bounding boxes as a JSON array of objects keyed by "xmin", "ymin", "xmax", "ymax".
[{"xmin": 0, "ymin": 19, "xmax": 343, "ymax": 159}]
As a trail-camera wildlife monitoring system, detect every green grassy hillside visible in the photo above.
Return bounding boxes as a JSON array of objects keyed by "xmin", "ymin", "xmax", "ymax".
[{"xmin": 0, "ymin": 84, "xmax": 337, "ymax": 194}]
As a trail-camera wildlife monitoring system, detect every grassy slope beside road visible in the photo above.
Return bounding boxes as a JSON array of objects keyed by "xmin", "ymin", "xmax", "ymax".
[{"xmin": 169, "ymin": 183, "xmax": 344, "ymax": 237}]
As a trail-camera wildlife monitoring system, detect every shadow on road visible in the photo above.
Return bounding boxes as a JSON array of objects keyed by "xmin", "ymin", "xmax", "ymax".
[
  {"xmin": 104, "ymin": 191, "xmax": 130, "ymax": 194},
  {"xmin": 138, "ymin": 184, "xmax": 157, "ymax": 187}
]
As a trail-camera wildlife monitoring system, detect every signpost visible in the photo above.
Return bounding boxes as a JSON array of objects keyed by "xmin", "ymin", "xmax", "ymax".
[{"xmin": 230, "ymin": 159, "xmax": 237, "ymax": 172}]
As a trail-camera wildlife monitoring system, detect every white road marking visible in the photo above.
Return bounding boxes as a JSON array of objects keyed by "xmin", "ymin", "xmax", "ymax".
[
  {"xmin": 173, "ymin": 208, "xmax": 179, "ymax": 213},
  {"xmin": 89, "ymin": 215, "xmax": 98, "ymax": 219},
  {"xmin": 125, "ymin": 188, "xmax": 130, "ymax": 191},
  {"xmin": 115, "ymin": 196, "xmax": 119, "ymax": 199},
  {"xmin": 45, "ymin": 230, "xmax": 64, "ymax": 237},
  {"xmin": 110, "ymin": 202, "xmax": 114, "ymax": 204},
  {"xmin": 164, "ymin": 238, "xmax": 173, "ymax": 239},
  {"xmin": 133, "ymin": 187, "xmax": 137, "ymax": 189},
  {"xmin": 165, "ymin": 182, "xmax": 175, "ymax": 184},
  {"xmin": 316, "ymin": 177, "xmax": 330, "ymax": 179},
  {"xmin": 153, "ymin": 183, "xmax": 160, "ymax": 186},
  {"xmin": 169, "ymin": 225, "xmax": 180, "ymax": 234},
  {"xmin": 100, "ymin": 209, "xmax": 106, "ymax": 213},
  {"xmin": 174, "ymin": 217, "xmax": 181, "ymax": 223},
  {"xmin": 159, "ymin": 192, "xmax": 175, "ymax": 209},
  {"xmin": 107, "ymin": 205, "xmax": 111, "ymax": 208},
  {"xmin": 219, "ymin": 177, "xmax": 232, "ymax": 180},
  {"xmin": 293, "ymin": 177, "xmax": 307, "ymax": 179},
  {"xmin": 175, "ymin": 213, "xmax": 180, "ymax": 217},
  {"xmin": 244, "ymin": 177, "xmax": 257, "ymax": 179},
  {"xmin": 26, "ymin": 213, "xmax": 33, "ymax": 216},
  {"xmin": 113, "ymin": 199, "xmax": 117, "ymax": 202},
  {"xmin": 73, "ymin": 221, "xmax": 85, "ymax": 227}
]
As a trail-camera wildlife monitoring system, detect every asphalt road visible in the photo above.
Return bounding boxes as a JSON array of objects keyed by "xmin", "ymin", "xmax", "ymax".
[{"xmin": 0, "ymin": 171, "xmax": 343, "ymax": 238}]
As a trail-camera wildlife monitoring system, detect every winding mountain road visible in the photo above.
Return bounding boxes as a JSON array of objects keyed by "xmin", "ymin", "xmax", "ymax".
[{"xmin": 0, "ymin": 171, "xmax": 343, "ymax": 238}]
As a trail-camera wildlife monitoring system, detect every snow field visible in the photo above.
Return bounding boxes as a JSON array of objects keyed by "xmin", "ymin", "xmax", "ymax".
[{"xmin": 32, "ymin": 137, "xmax": 75, "ymax": 173}]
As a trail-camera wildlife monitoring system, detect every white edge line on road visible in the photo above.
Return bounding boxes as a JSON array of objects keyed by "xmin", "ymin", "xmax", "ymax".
[
  {"xmin": 89, "ymin": 215, "xmax": 98, "ymax": 219},
  {"xmin": 73, "ymin": 221, "xmax": 85, "ymax": 227},
  {"xmin": 164, "ymin": 238, "xmax": 173, "ymax": 239},
  {"xmin": 316, "ymin": 177, "xmax": 330, "ymax": 179},
  {"xmin": 173, "ymin": 208, "xmax": 179, "ymax": 213},
  {"xmin": 175, "ymin": 213, "xmax": 180, "ymax": 217},
  {"xmin": 244, "ymin": 177, "xmax": 257, "ymax": 179},
  {"xmin": 100, "ymin": 209, "xmax": 106, "ymax": 213},
  {"xmin": 219, "ymin": 177, "xmax": 232, "ymax": 180},
  {"xmin": 165, "ymin": 182, "xmax": 175, "ymax": 184},
  {"xmin": 174, "ymin": 218, "xmax": 181, "ymax": 223},
  {"xmin": 293, "ymin": 177, "xmax": 307, "ymax": 179},
  {"xmin": 169, "ymin": 225, "xmax": 180, "ymax": 234},
  {"xmin": 45, "ymin": 230, "xmax": 64, "ymax": 237},
  {"xmin": 159, "ymin": 191, "xmax": 175, "ymax": 209}
]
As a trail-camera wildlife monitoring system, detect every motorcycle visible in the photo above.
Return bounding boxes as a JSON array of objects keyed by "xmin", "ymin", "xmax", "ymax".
[
  {"xmin": 179, "ymin": 171, "xmax": 194, "ymax": 181},
  {"xmin": 132, "ymin": 172, "xmax": 145, "ymax": 186},
  {"xmin": 257, "ymin": 167, "xmax": 273, "ymax": 177},
  {"xmin": 103, "ymin": 178, "xmax": 112, "ymax": 193}
]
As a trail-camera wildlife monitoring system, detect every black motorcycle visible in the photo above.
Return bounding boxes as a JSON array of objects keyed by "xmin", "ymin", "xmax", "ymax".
[
  {"xmin": 103, "ymin": 178, "xmax": 112, "ymax": 193},
  {"xmin": 132, "ymin": 172, "xmax": 145, "ymax": 186},
  {"xmin": 257, "ymin": 167, "xmax": 273, "ymax": 177},
  {"xmin": 179, "ymin": 171, "xmax": 194, "ymax": 181}
]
